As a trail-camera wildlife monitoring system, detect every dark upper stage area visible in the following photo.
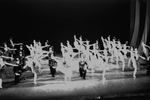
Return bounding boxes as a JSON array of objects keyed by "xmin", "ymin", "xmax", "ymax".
[{"xmin": 0, "ymin": 0, "xmax": 131, "ymax": 53}]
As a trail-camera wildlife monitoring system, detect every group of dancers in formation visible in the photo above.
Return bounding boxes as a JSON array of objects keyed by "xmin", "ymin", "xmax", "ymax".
[{"xmin": 0, "ymin": 35, "xmax": 150, "ymax": 89}]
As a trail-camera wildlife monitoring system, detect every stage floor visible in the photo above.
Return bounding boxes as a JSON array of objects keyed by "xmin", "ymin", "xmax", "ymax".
[{"xmin": 0, "ymin": 64, "xmax": 150, "ymax": 100}]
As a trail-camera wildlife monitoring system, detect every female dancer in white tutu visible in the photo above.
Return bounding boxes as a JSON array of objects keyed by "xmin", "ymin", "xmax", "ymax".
[{"xmin": 24, "ymin": 40, "xmax": 50, "ymax": 84}]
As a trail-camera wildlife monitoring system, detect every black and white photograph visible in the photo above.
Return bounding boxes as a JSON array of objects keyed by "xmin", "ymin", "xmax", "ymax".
[{"xmin": 0, "ymin": 0, "xmax": 150, "ymax": 100}]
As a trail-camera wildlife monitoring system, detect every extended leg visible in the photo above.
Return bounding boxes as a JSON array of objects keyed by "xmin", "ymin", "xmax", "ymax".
[
  {"xmin": 33, "ymin": 72, "xmax": 37, "ymax": 84},
  {"xmin": 102, "ymin": 68, "xmax": 106, "ymax": 80},
  {"xmin": 37, "ymin": 61, "xmax": 42, "ymax": 74},
  {"xmin": 82, "ymin": 69, "xmax": 87, "ymax": 79},
  {"xmin": 79, "ymin": 67, "xmax": 83, "ymax": 77},
  {"xmin": 102, "ymin": 63, "xmax": 106, "ymax": 80},
  {"xmin": 121, "ymin": 57, "xmax": 125, "ymax": 71},
  {"xmin": 133, "ymin": 62, "xmax": 137, "ymax": 78},
  {"xmin": 30, "ymin": 66, "xmax": 37, "ymax": 84},
  {"xmin": 147, "ymin": 64, "xmax": 150, "ymax": 76},
  {"xmin": 14, "ymin": 75, "xmax": 20, "ymax": 84},
  {"xmin": 0, "ymin": 78, "xmax": 2, "ymax": 88},
  {"xmin": 116, "ymin": 56, "xmax": 119, "ymax": 67},
  {"xmin": 51, "ymin": 67, "xmax": 56, "ymax": 77}
]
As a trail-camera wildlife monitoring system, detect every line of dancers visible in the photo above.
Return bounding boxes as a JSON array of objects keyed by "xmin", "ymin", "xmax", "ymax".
[
  {"xmin": 1, "ymin": 36, "xmax": 150, "ymax": 89},
  {"xmin": 59, "ymin": 35, "xmax": 149, "ymax": 81}
]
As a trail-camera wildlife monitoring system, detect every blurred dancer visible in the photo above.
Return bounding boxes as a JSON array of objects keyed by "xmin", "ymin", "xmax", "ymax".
[
  {"xmin": 48, "ymin": 47, "xmax": 57, "ymax": 77},
  {"xmin": 146, "ymin": 56, "xmax": 150, "ymax": 76},
  {"xmin": 79, "ymin": 53, "xmax": 88, "ymax": 79},
  {"xmin": 18, "ymin": 45, "xmax": 25, "ymax": 68},
  {"xmin": 23, "ymin": 56, "xmax": 38, "ymax": 84},
  {"xmin": 128, "ymin": 47, "xmax": 138, "ymax": 78},
  {"xmin": 13, "ymin": 45, "xmax": 26, "ymax": 84},
  {"xmin": 0, "ymin": 56, "xmax": 5, "ymax": 88},
  {"xmin": 13, "ymin": 58, "xmax": 22, "ymax": 84},
  {"xmin": 142, "ymin": 42, "xmax": 150, "ymax": 76},
  {"xmin": 24, "ymin": 40, "xmax": 51, "ymax": 84},
  {"xmin": 0, "ymin": 54, "xmax": 15, "ymax": 88}
]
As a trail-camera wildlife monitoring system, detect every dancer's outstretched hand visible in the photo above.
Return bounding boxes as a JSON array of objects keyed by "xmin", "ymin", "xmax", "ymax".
[{"xmin": 11, "ymin": 57, "xmax": 14, "ymax": 61}]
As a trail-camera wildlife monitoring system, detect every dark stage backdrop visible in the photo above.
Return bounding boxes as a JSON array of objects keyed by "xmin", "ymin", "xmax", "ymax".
[{"xmin": 0, "ymin": 0, "xmax": 130, "ymax": 54}]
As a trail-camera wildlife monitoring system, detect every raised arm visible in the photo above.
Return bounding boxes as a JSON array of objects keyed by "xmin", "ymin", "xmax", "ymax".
[
  {"xmin": 41, "ymin": 45, "xmax": 50, "ymax": 49},
  {"xmin": 14, "ymin": 43, "xmax": 23, "ymax": 46},
  {"xmin": 26, "ymin": 45, "xmax": 32, "ymax": 51},
  {"xmin": 7, "ymin": 47, "xmax": 17, "ymax": 51},
  {"xmin": 4, "ymin": 61, "xmax": 18, "ymax": 66},
  {"xmin": 1, "ymin": 55, "xmax": 13, "ymax": 60},
  {"xmin": 142, "ymin": 42, "xmax": 150, "ymax": 49},
  {"xmin": 0, "ymin": 46, "xmax": 5, "ymax": 49},
  {"xmin": 138, "ymin": 54, "xmax": 146, "ymax": 60},
  {"xmin": 10, "ymin": 38, "xmax": 14, "ymax": 47},
  {"xmin": 141, "ymin": 42, "xmax": 149, "ymax": 57},
  {"xmin": 144, "ymin": 44, "xmax": 150, "ymax": 49}
]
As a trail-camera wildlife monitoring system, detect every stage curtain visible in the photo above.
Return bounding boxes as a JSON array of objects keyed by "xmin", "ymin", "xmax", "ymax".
[
  {"xmin": 130, "ymin": 0, "xmax": 150, "ymax": 53},
  {"xmin": 130, "ymin": 0, "xmax": 136, "ymax": 44},
  {"xmin": 130, "ymin": 0, "xmax": 140, "ymax": 48},
  {"xmin": 138, "ymin": 0, "xmax": 150, "ymax": 56}
]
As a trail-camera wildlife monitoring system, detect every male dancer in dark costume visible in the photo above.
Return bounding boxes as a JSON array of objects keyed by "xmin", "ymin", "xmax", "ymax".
[
  {"xmin": 13, "ymin": 44, "xmax": 26, "ymax": 84},
  {"xmin": 146, "ymin": 57, "xmax": 150, "ymax": 76},
  {"xmin": 48, "ymin": 47, "xmax": 57, "ymax": 77},
  {"xmin": 13, "ymin": 45, "xmax": 26, "ymax": 84},
  {"xmin": 18, "ymin": 45, "xmax": 27, "ymax": 79},
  {"xmin": 13, "ymin": 58, "xmax": 23, "ymax": 84},
  {"xmin": 18, "ymin": 45, "xmax": 25, "ymax": 69},
  {"xmin": 79, "ymin": 53, "xmax": 88, "ymax": 79}
]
